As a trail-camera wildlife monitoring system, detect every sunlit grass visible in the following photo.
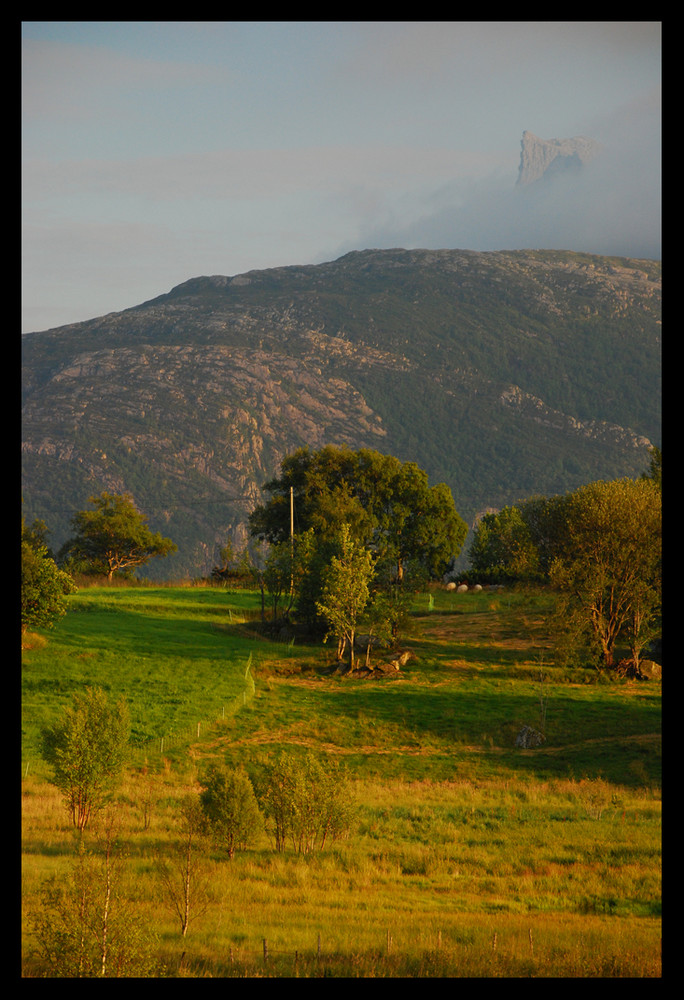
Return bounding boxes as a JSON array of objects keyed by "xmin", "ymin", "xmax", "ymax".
[
  {"xmin": 21, "ymin": 583, "xmax": 661, "ymax": 977},
  {"xmin": 22, "ymin": 770, "xmax": 661, "ymax": 977}
]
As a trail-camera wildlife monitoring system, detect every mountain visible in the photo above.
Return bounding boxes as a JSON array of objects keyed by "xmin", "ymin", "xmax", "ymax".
[
  {"xmin": 21, "ymin": 248, "xmax": 661, "ymax": 580},
  {"xmin": 517, "ymin": 130, "xmax": 601, "ymax": 185}
]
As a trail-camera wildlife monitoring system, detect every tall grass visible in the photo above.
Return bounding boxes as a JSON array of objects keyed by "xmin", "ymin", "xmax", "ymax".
[
  {"xmin": 21, "ymin": 583, "xmax": 661, "ymax": 977},
  {"xmin": 22, "ymin": 771, "xmax": 661, "ymax": 977}
]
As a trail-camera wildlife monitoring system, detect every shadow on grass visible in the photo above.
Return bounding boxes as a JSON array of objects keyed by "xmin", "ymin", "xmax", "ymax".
[{"xmin": 261, "ymin": 677, "xmax": 663, "ymax": 787}]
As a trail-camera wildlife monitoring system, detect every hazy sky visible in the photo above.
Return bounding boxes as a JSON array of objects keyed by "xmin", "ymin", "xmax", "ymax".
[{"xmin": 22, "ymin": 21, "xmax": 661, "ymax": 333}]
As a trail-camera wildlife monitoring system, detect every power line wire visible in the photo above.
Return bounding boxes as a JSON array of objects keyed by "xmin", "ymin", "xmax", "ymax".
[{"xmin": 22, "ymin": 494, "xmax": 260, "ymax": 516}]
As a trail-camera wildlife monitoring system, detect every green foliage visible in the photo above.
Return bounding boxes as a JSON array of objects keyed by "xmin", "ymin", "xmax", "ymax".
[
  {"xmin": 249, "ymin": 447, "xmax": 467, "ymax": 640},
  {"xmin": 21, "ymin": 533, "xmax": 76, "ymax": 635},
  {"xmin": 549, "ymin": 478, "xmax": 661, "ymax": 670},
  {"xmin": 468, "ymin": 506, "xmax": 540, "ymax": 582},
  {"xmin": 258, "ymin": 751, "xmax": 357, "ymax": 854},
  {"xmin": 316, "ymin": 524, "xmax": 376, "ymax": 670},
  {"xmin": 470, "ymin": 473, "xmax": 662, "ymax": 670},
  {"xmin": 30, "ymin": 827, "xmax": 160, "ymax": 977},
  {"xmin": 40, "ymin": 687, "xmax": 131, "ymax": 830},
  {"xmin": 199, "ymin": 765, "xmax": 263, "ymax": 859},
  {"xmin": 364, "ymin": 579, "xmax": 414, "ymax": 650},
  {"xmin": 60, "ymin": 491, "xmax": 177, "ymax": 581},
  {"xmin": 263, "ymin": 527, "xmax": 316, "ymax": 621},
  {"xmin": 250, "ymin": 446, "xmax": 468, "ymax": 584},
  {"xmin": 641, "ymin": 445, "xmax": 662, "ymax": 490}
]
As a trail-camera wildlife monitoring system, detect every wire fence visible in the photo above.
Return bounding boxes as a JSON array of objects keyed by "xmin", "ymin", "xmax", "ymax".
[
  {"xmin": 176, "ymin": 925, "xmax": 543, "ymax": 976},
  {"xmin": 135, "ymin": 654, "xmax": 256, "ymax": 759},
  {"xmin": 185, "ymin": 928, "xmax": 400, "ymax": 974},
  {"xmin": 22, "ymin": 652, "xmax": 259, "ymax": 779}
]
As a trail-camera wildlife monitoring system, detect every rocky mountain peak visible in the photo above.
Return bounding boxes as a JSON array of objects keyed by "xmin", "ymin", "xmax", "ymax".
[{"xmin": 517, "ymin": 130, "xmax": 601, "ymax": 186}]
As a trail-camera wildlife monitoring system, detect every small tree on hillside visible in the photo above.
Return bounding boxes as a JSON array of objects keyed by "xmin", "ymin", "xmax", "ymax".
[
  {"xmin": 21, "ymin": 535, "xmax": 76, "ymax": 637},
  {"xmin": 259, "ymin": 752, "xmax": 356, "ymax": 854},
  {"xmin": 60, "ymin": 492, "xmax": 177, "ymax": 581},
  {"xmin": 316, "ymin": 524, "xmax": 376, "ymax": 672},
  {"xmin": 549, "ymin": 478, "xmax": 661, "ymax": 670},
  {"xmin": 199, "ymin": 765, "xmax": 263, "ymax": 859},
  {"xmin": 155, "ymin": 795, "xmax": 212, "ymax": 938},
  {"xmin": 31, "ymin": 815, "xmax": 158, "ymax": 977},
  {"xmin": 41, "ymin": 687, "xmax": 131, "ymax": 830}
]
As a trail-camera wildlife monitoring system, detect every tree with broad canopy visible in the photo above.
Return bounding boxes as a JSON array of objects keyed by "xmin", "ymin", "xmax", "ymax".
[
  {"xmin": 249, "ymin": 446, "xmax": 468, "ymax": 585},
  {"xmin": 60, "ymin": 492, "xmax": 177, "ymax": 581}
]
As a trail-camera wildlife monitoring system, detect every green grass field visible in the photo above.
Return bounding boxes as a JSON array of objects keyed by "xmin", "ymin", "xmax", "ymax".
[{"xmin": 21, "ymin": 583, "xmax": 662, "ymax": 977}]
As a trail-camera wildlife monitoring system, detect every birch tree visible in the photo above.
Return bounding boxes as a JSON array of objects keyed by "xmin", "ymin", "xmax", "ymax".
[
  {"xmin": 41, "ymin": 687, "xmax": 130, "ymax": 830},
  {"xmin": 316, "ymin": 524, "xmax": 375, "ymax": 672}
]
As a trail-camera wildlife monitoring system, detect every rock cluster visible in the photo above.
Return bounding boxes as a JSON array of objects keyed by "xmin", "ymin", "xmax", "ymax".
[{"xmin": 347, "ymin": 649, "xmax": 413, "ymax": 679}]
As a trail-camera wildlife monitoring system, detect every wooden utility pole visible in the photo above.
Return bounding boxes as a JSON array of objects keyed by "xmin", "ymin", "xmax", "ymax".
[{"xmin": 289, "ymin": 486, "xmax": 295, "ymax": 600}]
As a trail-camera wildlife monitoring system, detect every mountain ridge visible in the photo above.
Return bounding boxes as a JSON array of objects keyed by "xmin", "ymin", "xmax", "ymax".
[{"xmin": 21, "ymin": 247, "xmax": 661, "ymax": 579}]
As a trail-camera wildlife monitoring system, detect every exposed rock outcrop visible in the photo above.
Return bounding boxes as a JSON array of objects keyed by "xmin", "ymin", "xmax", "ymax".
[
  {"xmin": 517, "ymin": 130, "xmax": 601, "ymax": 186},
  {"xmin": 21, "ymin": 247, "xmax": 660, "ymax": 579}
]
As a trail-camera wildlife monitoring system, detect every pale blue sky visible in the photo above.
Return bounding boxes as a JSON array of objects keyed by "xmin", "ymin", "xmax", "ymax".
[{"xmin": 22, "ymin": 21, "xmax": 661, "ymax": 333}]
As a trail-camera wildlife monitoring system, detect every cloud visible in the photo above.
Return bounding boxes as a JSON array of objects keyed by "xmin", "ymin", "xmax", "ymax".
[
  {"xmin": 23, "ymin": 143, "xmax": 507, "ymax": 205},
  {"xmin": 22, "ymin": 37, "xmax": 228, "ymax": 122},
  {"xmin": 341, "ymin": 91, "xmax": 661, "ymax": 261}
]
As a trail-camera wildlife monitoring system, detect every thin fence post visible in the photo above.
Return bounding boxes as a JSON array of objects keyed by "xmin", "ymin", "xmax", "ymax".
[
  {"xmin": 529, "ymin": 927, "xmax": 534, "ymax": 955},
  {"xmin": 317, "ymin": 932, "xmax": 321, "ymax": 959},
  {"xmin": 263, "ymin": 938, "xmax": 268, "ymax": 964}
]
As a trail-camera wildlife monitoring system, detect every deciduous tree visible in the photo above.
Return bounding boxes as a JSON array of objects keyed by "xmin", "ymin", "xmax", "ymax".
[
  {"xmin": 199, "ymin": 765, "xmax": 263, "ymax": 859},
  {"xmin": 41, "ymin": 687, "xmax": 131, "ymax": 830},
  {"xmin": 60, "ymin": 491, "xmax": 177, "ymax": 581},
  {"xmin": 550, "ymin": 478, "xmax": 661, "ymax": 670},
  {"xmin": 259, "ymin": 751, "xmax": 356, "ymax": 854},
  {"xmin": 249, "ymin": 446, "xmax": 467, "ymax": 585},
  {"xmin": 31, "ymin": 816, "xmax": 158, "ymax": 977},
  {"xmin": 21, "ymin": 534, "xmax": 76, "ymax": 637},
  {"xmin": 316, "ymin": 523, "xmax": 376, "ymax": 671},
  {"xmin": 155, "ymin": 795, "xmax": 212, "ymax": 938}
]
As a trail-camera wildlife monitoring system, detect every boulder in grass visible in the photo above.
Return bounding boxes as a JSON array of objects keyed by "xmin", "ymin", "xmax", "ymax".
[
  {"xmin": 616, "ymin": 658, "xmax": 662, "ymax": 680},
  {"xmin": 515, "ymin": 725, "xmax": 546, "ymax": 748},
  {"xmin": 639, "ymin": 659, "xmax": 662, "ymax": 680}
]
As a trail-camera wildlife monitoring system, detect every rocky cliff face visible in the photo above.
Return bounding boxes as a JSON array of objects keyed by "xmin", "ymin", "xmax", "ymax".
[
  {"xmin": 22, "ymin": 248, "xmax": 661, "ymax": 579},
  {"xmin": 517, "ymin": 130, "xmax": 601, "ymax": 185}
]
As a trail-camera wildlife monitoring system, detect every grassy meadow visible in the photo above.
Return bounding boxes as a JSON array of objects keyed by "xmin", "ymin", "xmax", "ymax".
[{"xmin": 21, "ymin": 583, "xmax": 662, "ymax": 977}]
